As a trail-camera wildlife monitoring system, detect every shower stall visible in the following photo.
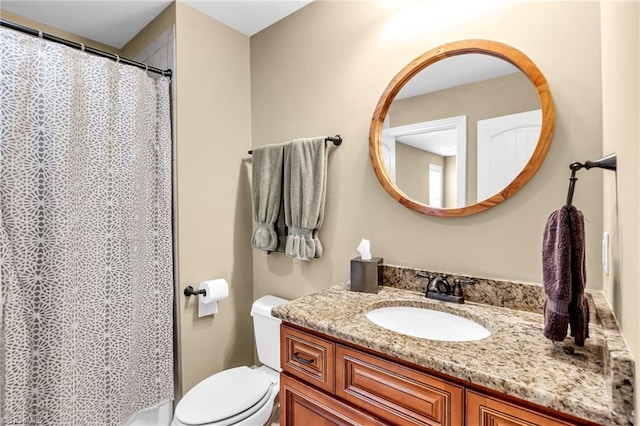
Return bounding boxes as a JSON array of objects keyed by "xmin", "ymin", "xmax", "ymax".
[{"xmin": 0, "ymin": 21, "xmax": 175, "ymax": 426}]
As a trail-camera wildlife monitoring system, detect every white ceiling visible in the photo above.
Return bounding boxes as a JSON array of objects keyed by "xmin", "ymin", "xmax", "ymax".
[
  {"xmin": 397, "ymin": 130, "xmax": 457, "ymax": 157},
  {"xmin": 183, "ymin": 1, "xmax": 311, "ymax": 37},
  {"xmin": 395, "ymin": 54, "xmax": 520, "ymax": 99},
  {"xmin": 1, "ymin": 0, "xmax": 313, "ymax": 49}
]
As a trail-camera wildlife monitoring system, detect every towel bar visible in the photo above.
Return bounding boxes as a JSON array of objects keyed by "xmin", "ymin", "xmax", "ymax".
[
  {"xmin": 566, "ymin": 153, "xmax": 617, "ymax": 206},
  {"xmin": 248, "ymin": 135, "xmax": 342, "ymax": 155}
]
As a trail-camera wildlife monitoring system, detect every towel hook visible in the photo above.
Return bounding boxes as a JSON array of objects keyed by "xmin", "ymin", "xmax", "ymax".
[{"xmin": 566, "ymin": 153, "xmax": 617, "ymax": 206}]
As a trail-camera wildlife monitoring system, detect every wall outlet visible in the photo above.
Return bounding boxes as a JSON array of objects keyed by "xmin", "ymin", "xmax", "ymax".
[{"xmin": 602, "ymin": 232, "xmax": 609, "ymax": 275}]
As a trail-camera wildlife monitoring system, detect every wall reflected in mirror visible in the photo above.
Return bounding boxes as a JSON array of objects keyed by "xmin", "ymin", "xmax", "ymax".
[{"xmin": 381, "ymin": 53, "xmax": 541, "ymax": 208}]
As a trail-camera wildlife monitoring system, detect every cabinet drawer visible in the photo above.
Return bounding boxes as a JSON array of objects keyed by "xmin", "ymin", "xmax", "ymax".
[
  {"xmin": 336, "ymin": 345, "xmax": 463, "ymax": 426},
  {"xmin": 281, "ymin": 325, "xmax": 335, "ymax": 393},
  {"xmin": 280, "ymin": 374, "xmax": 386, "ymax": 426},
  {"xmin": 466, "ymin": 390, "xmax": 576, "ymax": 426}
]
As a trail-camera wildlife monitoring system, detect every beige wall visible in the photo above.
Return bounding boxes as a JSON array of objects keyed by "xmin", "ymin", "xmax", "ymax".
[
  {"xmin": 175, "ymin": 2, "xmax": 253, "ymax": 396},
  {"xmin": 396, "ymin": 142, "xmax": 444, "ymax": 205},
  {"xmin": 251, "ymin": 1, "xmax": 604, "ymax": 301},
  {"xmin": 389, "ymin": 72, "xmax": 538, "ymax": 126},
  {"xmin": 252, "ymin": 1, "xmax": 639, "ymax": 414},
  {"xmin": 600, "ymin": 0, "xmax": 640, "ymax": 416},
  {"xmin": 1, "ymin": 10, "xmax": 120, "ymax": 54}
]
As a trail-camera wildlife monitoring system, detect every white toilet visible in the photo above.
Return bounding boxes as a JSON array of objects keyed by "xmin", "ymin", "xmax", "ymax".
[{"xmin": 171, "ymin": 295, "xmax": 288, "ymax": 426}]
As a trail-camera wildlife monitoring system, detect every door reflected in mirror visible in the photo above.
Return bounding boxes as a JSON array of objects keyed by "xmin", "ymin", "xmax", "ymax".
[
  {"xmin": 370, "ymin": 40, "xmax": 555, "ymax": 217},
  {"xmin": 381, "ymin": 53, "xmax": 541, "ymax": 208}
]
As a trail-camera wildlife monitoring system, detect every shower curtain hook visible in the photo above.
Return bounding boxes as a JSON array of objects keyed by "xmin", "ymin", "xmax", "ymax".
[
  {"xmin": 80, "ymin": 43, "xmax": 85, "ymax": 52},
  {"xmin": 38, "ymin": 30, "xmax": 43, "ymax": 38},
  {"xmin": 145, "ymin": 64, "xmax": 149, "ymax": 72},
  {"xmin": 115, "ymin": 54, "xmax": 120, "ymax": 63}
]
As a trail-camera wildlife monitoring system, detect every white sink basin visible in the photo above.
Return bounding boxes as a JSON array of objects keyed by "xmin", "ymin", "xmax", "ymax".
[{"xmin": 366, "ymin": 306, "xmax": 491, "ymax": 342}]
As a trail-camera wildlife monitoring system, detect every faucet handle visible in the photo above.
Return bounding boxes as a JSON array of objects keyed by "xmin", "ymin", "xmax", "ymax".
[
  {"xmin": 451, "ymin": 278, "xmax": 476, "ymax": 297},
  {"xmin": 452, "ymin": 279, "xmax": 463, "ymax": 297},
  {"xmin": 417, "ymin": 272, "xmax": 436, "ymax": 294},
  {"xmin": 452, "ymin": 277, "xmax": 475, "ymax": 297}
]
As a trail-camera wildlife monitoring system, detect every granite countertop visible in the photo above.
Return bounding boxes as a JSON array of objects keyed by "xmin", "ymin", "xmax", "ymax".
[{"xmin": 272, "ymin": 266, "xmax": 635, "ymax": 425}]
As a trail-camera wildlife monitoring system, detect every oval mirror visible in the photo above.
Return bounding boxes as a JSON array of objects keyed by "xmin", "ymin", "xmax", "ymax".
[{"xmin": 369, "ymin": 40, "xmax": 555, "ymax": 217}]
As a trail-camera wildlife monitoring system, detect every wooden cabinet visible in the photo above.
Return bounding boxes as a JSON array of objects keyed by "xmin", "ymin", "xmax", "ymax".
[
  {"xmin": 280, "ymin": 324, "xmax": 461, "ymax": 426},
  {"xmin": 281, "ymin": 324, "xmax": 335, "ymax": 393},
  {"xmin": 336, "ymin": 345, "xmax": 463, "ymax": 426},
  {"xmin": 466, "ymin": 390, "xmax": 575, "ymax": 426},
  {"xmin": 280, "ymin": 323, "xmax": 592, "ymax": 426},
  {"xmin": 281, "ymin": 374, "xmax": 386, "ymax": 426}
]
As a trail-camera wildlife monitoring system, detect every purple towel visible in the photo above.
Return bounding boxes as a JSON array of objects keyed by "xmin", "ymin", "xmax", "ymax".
[{"xmin": 542, "ymin": 205, "xmax": 589, "ymax": 346}]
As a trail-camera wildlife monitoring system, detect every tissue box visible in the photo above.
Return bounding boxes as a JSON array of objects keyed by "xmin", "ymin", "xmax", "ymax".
[{"xmin": 350, "ymin": 257, "xmax": 383, "ymax": 294}]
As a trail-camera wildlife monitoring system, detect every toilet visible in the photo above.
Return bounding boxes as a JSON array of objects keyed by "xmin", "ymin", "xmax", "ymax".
[{"xmin": 171, "ymin": 295, "xmax": 288, "ymax": 426}]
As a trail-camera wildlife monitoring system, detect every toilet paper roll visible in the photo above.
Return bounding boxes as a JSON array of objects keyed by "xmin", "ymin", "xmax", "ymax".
[
  {"xmin": 199, "ymin": 279, "xmax": 229, "ymax": 303},
  {"xmin": 198, "ymin": 279, "xmax": 229, "ymax": 317}
]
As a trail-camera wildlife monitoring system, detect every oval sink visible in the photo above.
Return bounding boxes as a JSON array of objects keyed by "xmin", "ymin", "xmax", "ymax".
[{"xmin": 366, "ymin": 306, "xmax": 491, "ymax": 342}]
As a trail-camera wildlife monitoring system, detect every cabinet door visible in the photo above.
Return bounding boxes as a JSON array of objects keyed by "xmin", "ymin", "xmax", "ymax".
[
  {"xmin": 280, "ymin": 374, "xmax": 386, "ymax": 426},
  {"xmin": 466, "ymin": 390, "xmax": 576, "ymax": 426},
  {"xmin": 281, "ymin": 325, "xmax": 336, "ymax": 393},
  {"xmin": 336, "ymin": 345, "xmax": 463, "ymax": 426}
]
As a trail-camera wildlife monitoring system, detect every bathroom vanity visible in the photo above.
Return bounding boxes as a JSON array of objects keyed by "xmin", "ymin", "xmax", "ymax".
[
  {"xmin": 280, "ymin": 324, "xmax": 574, "ymax": 425},
  {"xmin": 272, "ymin": 266, "xmax": 634, "ymax": 426}
]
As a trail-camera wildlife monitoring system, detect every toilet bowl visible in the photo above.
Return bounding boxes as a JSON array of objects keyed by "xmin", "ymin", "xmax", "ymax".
[
  {"xmin": 171, "ymin": 295, "xmax": 288, "ymax": 426},
  {"xmin": 171, "ymin": 366, "xmax": 279, "ymax": 426}
]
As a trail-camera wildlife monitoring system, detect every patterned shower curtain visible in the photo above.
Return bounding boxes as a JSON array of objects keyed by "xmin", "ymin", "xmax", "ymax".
[{"xmin": 0, "ymin": 29, "xmax": 173, "ymax": 425}]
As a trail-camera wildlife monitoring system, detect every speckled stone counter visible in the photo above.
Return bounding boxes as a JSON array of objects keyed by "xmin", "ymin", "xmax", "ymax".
[{"xmin": 272, "ymin": 266, "xmax": 635, "ymax": 425}]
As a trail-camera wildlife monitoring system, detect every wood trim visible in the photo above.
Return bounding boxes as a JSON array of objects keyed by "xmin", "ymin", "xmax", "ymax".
[{"xmin": 369, "ymin": 39, "xmax": 555, "ymax": 217}]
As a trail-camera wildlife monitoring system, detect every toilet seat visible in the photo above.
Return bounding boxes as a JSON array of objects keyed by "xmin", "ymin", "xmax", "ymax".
[{"xmin": 174, "ymin": 366, "xmax": 274, "ymax": 426}]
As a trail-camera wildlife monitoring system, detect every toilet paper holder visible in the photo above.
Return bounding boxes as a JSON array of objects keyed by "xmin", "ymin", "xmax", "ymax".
[
  {"xmin": 183, "ymin": 286, "xmax": 206, "ymax": 297},
  {"xmin": 185, "ymin": 279, "xmax": 229, "ymax": 317}
]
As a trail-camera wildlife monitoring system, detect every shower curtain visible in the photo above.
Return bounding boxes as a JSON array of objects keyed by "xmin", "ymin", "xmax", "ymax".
[{"xmin": 0, "ymin": 29, "xmax": 173, "ymax": 425}]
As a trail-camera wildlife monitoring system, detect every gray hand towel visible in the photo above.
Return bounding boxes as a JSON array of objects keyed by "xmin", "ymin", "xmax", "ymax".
[
  {"xmin": 542, "ymin": 205, "xmax": 589, "ymax": 346},
  {"xmin": 283, "ymin": 137, "xmax": 329, "ymax": 260},
  {"xmin": 251, "ymin": 143, "xmax": 286, "ymax": 252}
]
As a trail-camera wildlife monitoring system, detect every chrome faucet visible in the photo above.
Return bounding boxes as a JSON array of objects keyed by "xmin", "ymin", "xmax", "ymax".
[{"xmin": 417, "ymin": 272, "xmax": 476, "ymax": 304}]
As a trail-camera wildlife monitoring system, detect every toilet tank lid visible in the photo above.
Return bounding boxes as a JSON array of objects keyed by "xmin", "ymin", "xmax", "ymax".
[{"xmin": 251, "ymin": 295, "xmax": 289, "ymax": 318}]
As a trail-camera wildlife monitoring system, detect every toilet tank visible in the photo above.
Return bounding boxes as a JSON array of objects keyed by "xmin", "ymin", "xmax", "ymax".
[{"xmin": 251, "ymin": 295, "xmax": 289, "ymax": 371}]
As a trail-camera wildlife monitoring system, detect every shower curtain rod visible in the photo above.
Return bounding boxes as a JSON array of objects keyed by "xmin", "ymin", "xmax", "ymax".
[{"xmin": 0, "ymin": 19, "xmax": 172, "ymax": 79}]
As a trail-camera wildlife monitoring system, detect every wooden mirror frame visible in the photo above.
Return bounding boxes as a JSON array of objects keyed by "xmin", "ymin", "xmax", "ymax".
[{"xmin": 369, "ymin": 39, "xmax": 555, "ymax": 217}]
